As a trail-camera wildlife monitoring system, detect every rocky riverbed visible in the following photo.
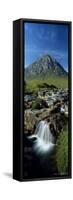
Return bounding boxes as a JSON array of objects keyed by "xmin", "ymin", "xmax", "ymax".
[{"xmin": 24, "ymin": 86, "xmax": 68, "ymax": 136}]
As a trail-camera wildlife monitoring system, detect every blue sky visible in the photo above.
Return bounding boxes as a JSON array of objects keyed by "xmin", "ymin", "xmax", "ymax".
[{"xmin": 24, "ymin": 22, "xmax": 68, "ymax": 71}]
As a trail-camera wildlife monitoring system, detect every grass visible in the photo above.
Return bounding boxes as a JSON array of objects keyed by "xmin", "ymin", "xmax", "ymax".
[
  {"xmin": 56, "ymin": 126, "xmax": 68, "ymax": 175},
  {"xmin": 25, "ymin": 76, "xmax": 68, "ymax": 94}
]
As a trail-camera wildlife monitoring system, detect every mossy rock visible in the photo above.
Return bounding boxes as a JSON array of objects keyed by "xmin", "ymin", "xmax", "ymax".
[{"xmin": 32, "ymin": 98, "xmax": 48, "ymax": 110}]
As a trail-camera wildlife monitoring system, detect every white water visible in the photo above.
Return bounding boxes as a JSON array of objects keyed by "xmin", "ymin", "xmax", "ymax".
[{"xmin": 28, "ymin": 121, "xmax": 55, "ymax": 155}]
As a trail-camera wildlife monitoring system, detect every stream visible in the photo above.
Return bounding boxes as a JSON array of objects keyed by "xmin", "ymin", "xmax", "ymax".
[{"xmin": 23, "ymin": 120, "xmax": 57, "ymax": 179}]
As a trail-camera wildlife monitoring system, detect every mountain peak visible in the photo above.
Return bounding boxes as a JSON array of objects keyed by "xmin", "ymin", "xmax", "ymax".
[
  {"xmin": 39, "ymin": 54, "xmax": 55, "ymax": 60},
  {"xmin": 25, "ymin": 54, "xmax": 67, "ymax": 80},
  {"xmin": 38, "ymin": 54, "xmax": 57, "ymax": 66}
]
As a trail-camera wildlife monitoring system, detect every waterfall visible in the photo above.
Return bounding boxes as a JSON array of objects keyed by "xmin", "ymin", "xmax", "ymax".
[
  {"xmin": 28, "ymin": 121, "xmax": 55, "ymax": 155},
  {"xmin": 34, "ymin": 121, "xmax": 54, "ymax": 144}
]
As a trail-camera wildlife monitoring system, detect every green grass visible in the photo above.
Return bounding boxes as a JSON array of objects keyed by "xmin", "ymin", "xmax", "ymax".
[
  {"xmin": 25, "ymin": 77, "xmax": 68, "ymax": 94},
  {"xmin": 56, "ymin": 126, "xmax": 68, "ymax": 175}
]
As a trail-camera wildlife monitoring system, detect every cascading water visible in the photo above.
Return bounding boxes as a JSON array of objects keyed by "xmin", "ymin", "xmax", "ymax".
[
  {"xmin": 35, "ymin": 121, "xmax": 54, "ymax": 143},
  {"xmin": 28, "ymin": 120, "xmax": 55, "ymax": 155}
]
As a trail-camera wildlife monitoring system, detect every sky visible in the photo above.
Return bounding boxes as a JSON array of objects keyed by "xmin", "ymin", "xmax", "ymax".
[{"xmin": 24, "ymin": 22, "xmax": 68, "ymax": 72}]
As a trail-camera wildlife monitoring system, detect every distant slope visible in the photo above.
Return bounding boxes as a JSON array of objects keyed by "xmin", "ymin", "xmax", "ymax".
[
  {"xmin": 25, "ymin": 77, "xmax": 68, "ymax": 94},
  {"xmin": 25, "ymin": 55, "xmax": 68, "ymax": 80}
]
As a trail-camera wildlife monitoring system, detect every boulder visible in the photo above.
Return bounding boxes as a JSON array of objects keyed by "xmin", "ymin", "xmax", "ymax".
[{"xmin": 24, "ymin": 110, "xmax": 38, "ymax": 133}]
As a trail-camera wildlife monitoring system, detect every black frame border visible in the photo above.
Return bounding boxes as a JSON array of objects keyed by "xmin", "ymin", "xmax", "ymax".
[{"xmin": 13, "ymin": 18, "xmax": 72, "ymax": 181}]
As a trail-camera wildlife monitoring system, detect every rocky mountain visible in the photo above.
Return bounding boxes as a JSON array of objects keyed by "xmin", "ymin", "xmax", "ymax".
[{"xmin": 25, "ymin": 55, "xmax": 67, "ymax": 79}]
